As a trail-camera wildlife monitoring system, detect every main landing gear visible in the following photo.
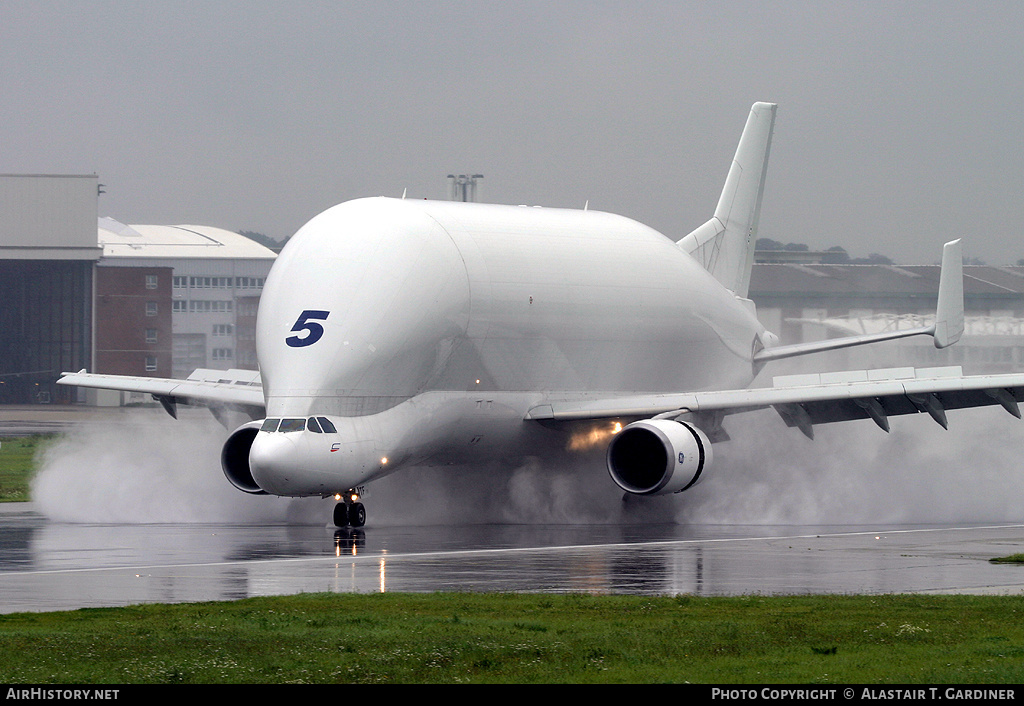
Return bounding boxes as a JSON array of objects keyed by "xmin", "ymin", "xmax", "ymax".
[{"xmin": 333, "ymin": 490, "xmax": 366, "ymax": 528}]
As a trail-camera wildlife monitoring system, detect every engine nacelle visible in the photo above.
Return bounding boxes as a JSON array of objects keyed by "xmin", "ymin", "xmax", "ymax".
[
  {"xmin": 221, "ymin": 420, "xmax": 267, "ymax": 494},
  {"xmin": 606, "ymin": 419, "xmax": 713, "ymax": 495}
]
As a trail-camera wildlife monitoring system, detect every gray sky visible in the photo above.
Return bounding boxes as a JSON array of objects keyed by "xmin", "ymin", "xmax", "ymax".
[{"xmin": 3, "ymin": 1, "xmax": 1022, "ymax": 264}]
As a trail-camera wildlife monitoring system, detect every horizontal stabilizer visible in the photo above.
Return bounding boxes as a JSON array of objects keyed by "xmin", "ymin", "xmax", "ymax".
[{"xmin": 753, "ymin": 239, "xmax": 964, "ymax": 364}]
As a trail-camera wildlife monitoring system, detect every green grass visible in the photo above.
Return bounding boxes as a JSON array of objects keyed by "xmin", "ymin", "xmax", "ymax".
[
  {"xmin": 990, "ymin": 554, "xmax": 1024, "ymax": 564},
  {"xmin": 0, "ymin": 434, "xmax": 52, "ymax": 502},
  {"xmin": 4, "ymin": 435, "xmax": 1024, "ymax": 683},
  {"xmin": 2, "ymin": 592, "xmax": 1024, "ymax": 683}
]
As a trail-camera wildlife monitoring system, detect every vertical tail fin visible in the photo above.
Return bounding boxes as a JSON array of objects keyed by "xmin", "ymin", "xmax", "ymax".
[{"xmin": 678, "ymin": 102, "xmax": 777, "ymax": 298}]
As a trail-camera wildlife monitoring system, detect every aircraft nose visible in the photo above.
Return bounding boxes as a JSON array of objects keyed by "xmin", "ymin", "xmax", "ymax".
[{"xmin": 246, "ymin": 422, "xmax": 384, "ymax": 496}]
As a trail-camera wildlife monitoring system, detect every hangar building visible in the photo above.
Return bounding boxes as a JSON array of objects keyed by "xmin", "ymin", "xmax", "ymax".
[{"xmin": 0, "ymin": 175, "xmax": 100, "ymax": 404}]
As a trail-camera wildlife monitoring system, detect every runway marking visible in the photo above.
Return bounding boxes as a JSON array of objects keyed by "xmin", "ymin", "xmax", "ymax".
[{"xmin": 5, "ymin": 523, "xmax": 1024, "ymax": 578}]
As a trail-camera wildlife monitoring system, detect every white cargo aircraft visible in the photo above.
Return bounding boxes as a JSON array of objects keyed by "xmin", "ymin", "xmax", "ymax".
[{"xmin": 60, "ymin": 103, "xmax": 1024, "ymax": 528}]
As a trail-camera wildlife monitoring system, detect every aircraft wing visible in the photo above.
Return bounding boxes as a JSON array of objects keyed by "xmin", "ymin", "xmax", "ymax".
[
  {"xmin": 57, "ymin": 368, "xmax": 265, "ymax": 420},
  {"xmin": 525, "ymin": 366, "xmax": 1024, "ymax": 439}
]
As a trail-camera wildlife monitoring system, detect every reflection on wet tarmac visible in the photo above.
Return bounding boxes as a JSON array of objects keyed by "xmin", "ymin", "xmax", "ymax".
[{"xmin": 2, "ymin": 505, "xmax": 1024, "ymax": 613}]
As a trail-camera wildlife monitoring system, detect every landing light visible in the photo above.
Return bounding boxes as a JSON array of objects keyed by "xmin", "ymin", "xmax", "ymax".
[{"xmin": 380, "ymin": 457, "xmax": 388, "ymax": 465}]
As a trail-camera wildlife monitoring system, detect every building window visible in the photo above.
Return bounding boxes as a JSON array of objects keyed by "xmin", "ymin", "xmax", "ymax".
[
  {"xmin": 236, "ymin": 276, "xmax": 265, "ymax": 289},
  {"xmin": 145, "ymin": 274, "xmax": 158, "ymax": 289},
  {"xmin": 189, "ymin": 300, "xmax": 233, "ymax": 313},
  {"xmin": 213, "ymin": 324, "xmax": 234, "ymax": 336},
  {"xmin": 190, "ymin": 276, "xmax": 233, "ymax": 289},
  {"xmin": 212, "ymin": 348, "xmax": 233, "ymax": 361},
  {"xmin": 145, "ymin": 328, "xmax": 158, "ymax": 343},
  {"xmin": 145, "ymin": 356, "xmax": 158, "ymax": 372},
  {"xmin": 146, "ymin": 302, "xmax": 158, "ymax": 316},
  {"xmin": 237, "ymin": 300, "xmax": 259, "ymax": 317},
  {"xmin": 173, "ymin": 276, "xmax": 188, "ymax": 289},
  {"xmin": 172, "ymin": 300, "xmax": 187, "ymax": 313}
]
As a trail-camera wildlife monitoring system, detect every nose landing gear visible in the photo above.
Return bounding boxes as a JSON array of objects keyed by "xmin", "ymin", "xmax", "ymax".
[{"xmin": 332, "ymin": 489, "xmax": 366, "ymax": 528}]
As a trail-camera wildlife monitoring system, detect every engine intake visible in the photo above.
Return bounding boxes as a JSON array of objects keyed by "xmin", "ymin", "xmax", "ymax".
[
  {"xmin": 221, "ymin": 420, "xmax": 267, "ymax": 494},
  {"xmin": 606, "ymin": 419, "xmax": 713, "ymax": 495}
]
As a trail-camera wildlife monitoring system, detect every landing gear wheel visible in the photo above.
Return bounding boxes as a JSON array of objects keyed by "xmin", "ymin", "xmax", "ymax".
[
  {"xmin": 332, "ymin": 488, "xmax": 367, "ymax": 528},
  {"xmin": 348, "ymin": 502, "xmax": 366, "ymax": 528},
  {"xmin": 333, "ymin": 502, "xmax": 350, "ymax": 528}
]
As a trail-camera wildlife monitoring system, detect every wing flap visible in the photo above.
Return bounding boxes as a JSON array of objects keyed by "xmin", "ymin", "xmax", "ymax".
[
  {"xmin": 526, "ymin": 367, "xmax": 1024, "ymax": 436},
  {"xmin": 57, "ymin": 368, "xmax": 265, "ymax": 415}
]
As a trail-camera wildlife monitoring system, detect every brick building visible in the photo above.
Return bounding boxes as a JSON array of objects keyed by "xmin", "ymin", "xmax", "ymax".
[{"xmin": 97, "ymin": 218, "xmax": 276, "ymax": 381}]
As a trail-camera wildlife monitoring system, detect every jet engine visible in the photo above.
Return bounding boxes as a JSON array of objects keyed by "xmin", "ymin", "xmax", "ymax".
[
  {"xmin": 221, "ymin": 420, "xmax": 267, "ymax": 494},
  {"xmin": 606, "ymin": 419, "xmax": 713, "ymax": 495}
]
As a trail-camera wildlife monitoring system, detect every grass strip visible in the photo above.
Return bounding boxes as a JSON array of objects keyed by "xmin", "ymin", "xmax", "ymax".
[
  {"xmin": 2, "ymin": 592, "xmax": 1024, "ymax": 683},
  {"xmin": 0, "ymin": 435, "xmax": 53, "ymax": 502},
  {"xmin": 990, "ymin": 554, "xmax": 1024, "ymax": 564}
]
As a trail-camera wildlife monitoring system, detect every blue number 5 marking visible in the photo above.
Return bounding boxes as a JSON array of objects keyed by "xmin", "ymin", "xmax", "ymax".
[{"xmin": 286, "ymin": 310, "xmax": 330, "ymax": 347}]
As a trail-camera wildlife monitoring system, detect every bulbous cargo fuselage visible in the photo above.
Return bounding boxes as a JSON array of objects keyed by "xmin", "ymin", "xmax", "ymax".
[{"xmin": 244, "ymin": 197, "xmax": 765, "ymax": 496}]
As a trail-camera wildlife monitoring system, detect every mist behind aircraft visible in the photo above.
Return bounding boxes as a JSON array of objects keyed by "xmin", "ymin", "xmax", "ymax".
[{"xmin": 31, "ymin": 400, "xmax": 1024, "ymax": 527}]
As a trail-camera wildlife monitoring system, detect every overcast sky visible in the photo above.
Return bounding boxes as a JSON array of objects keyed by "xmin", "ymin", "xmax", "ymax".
[{"xmin": 3, "ymin": 1, "xmax": 1022, "ymax": 264}]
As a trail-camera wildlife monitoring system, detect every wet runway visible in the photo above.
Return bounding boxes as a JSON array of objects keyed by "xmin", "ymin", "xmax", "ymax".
[
  {"xmin": 3, "ymin": 502, "xmax": 1024, "ymax": 614},
  {"xmin": 5, "ymin": 405, "xmax": 1024, "ymax": 613}
]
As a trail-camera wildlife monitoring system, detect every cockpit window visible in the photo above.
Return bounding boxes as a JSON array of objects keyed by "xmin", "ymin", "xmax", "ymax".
[
  {"xmin": 261, "ymin": 417, "xmax": 335, "ymax": 433},
  {"xmin": 278, "ymin": 418, "xmax": 306, "ymax": 433}
]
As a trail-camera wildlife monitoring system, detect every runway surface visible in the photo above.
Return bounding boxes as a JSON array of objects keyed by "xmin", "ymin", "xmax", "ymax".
[
  {"xmin": 4, "ymin": 405, "xmax": 1024, "ymax": 614},
  {"xmin": 3, "ymin": 502, "xmax": 1024, "ymax": 614}
]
